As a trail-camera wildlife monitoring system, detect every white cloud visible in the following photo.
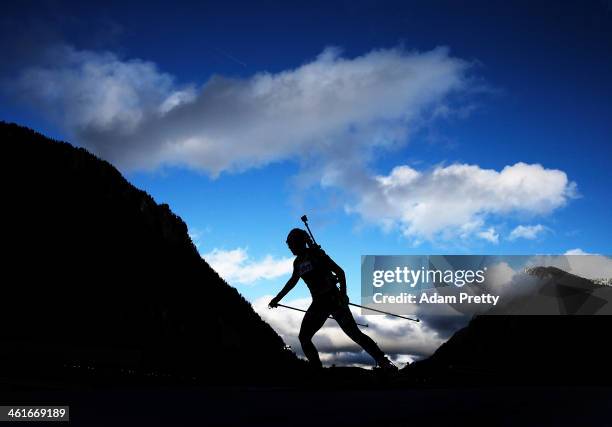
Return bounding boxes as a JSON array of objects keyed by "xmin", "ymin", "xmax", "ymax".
[
  {"xmin": 508, "ymin": 224, "xmax": 546, "ymax": 240},
  {"xmin": 13, "ymin": 44, "xmax": 577, "ymax": 242},
  {"xmin": 203, "ymin": 248, "xmax": 293, "ymax": 285},
  {"xmin": 15, "ymin": 45, "xmax": 193, "ymax": 135},
  {"xmin": 348, "ymin": 162, "xmax": 576, "ymax": 242},
  {"xmin": 486, "ymin": 261, "xmax": 519, "ymax": 291},
  {"xmin": 477, "ymin": 227, "xmax": 499, "ymax": 244},
  {"xmin": 15, "ymin": 44, "xmax": 469, "ymax": 174},
  {"xmin": 564, "ymin": 248, "xmax": 589, "ymax": 255}
]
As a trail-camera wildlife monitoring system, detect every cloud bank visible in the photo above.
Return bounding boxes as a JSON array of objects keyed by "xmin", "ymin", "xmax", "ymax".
[
  {"xmin": 477, "ymin": 227, "xmax": 499, "ymax": 244},
  {"xmin": 11, "ymin": 44, "xmax": 577, "ymax": 242},
  {"xmin": 15, "ymin": 44, "xmax": 468, "ymax": 174},
  {"xmin": 203, "ymin": 248, "xmax": 293, "ymax": 285},
  {"xmin": 348, "ymin": 162, "xmax": 576, "ymax": 241},
  {"xmin": 252, "ymin": 295, "xmax": 448, "ymax": 367},
  {"xmin": 509, "ymin": 224, "xmax": 546, "ymax": 240}
]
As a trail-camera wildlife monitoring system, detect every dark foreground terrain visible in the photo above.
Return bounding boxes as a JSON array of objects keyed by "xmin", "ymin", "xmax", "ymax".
[
  {"xmin": 1, "ymin": 385, "xmax": 610, "ymax": 426},
  {"xmin": 0, "ymin": 121, "xmax": 302, "ymax": 383}
]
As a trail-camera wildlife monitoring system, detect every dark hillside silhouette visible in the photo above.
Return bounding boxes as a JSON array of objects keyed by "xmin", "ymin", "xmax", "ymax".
[
  {"xmin": 0, "ymin": 122, "xmax": 301, "ymax": 386},
  {"xmin": 403, "ymin": 267, "xmax": 612, "ymax": 385}
]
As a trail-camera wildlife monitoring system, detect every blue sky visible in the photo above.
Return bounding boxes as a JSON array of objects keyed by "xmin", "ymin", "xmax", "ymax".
[{"xmin": 1, "ymin": 0, "xmax": 611, "ymax": 365}]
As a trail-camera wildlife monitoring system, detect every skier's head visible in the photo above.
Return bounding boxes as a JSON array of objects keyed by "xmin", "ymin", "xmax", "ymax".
[{"xmin": 286, "ymin": 228, "xmax": 310, "ymax": 255}]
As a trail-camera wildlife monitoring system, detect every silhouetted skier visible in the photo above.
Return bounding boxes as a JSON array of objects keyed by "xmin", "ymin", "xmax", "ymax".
[{"xmin": 269, "ymin": 228, "xmax": 397, "ymax": 371}]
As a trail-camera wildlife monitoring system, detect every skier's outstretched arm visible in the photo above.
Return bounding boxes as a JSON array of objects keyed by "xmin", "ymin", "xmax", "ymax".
[{"xmin": 269, "ymin": 268, "xmax": 299, "ymax": 308}]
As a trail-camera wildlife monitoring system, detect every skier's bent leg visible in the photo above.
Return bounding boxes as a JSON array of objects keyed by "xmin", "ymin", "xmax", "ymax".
[
  {"xmin": 334, "ymin": 305, "xmax": 385, "ymax": 362},
  {"xmin": 299, "ymin": 303, "xmax": 329, "ymax": 368}
]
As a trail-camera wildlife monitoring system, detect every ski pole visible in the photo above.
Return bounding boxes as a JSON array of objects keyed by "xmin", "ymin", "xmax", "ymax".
[
  {"xmin": 275, "ymin": 303, "xmax": 369, "ymax": 327},
  {"xmin": 348, "ymin": 302, "xmax": 420, "ymax": 322}
]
